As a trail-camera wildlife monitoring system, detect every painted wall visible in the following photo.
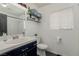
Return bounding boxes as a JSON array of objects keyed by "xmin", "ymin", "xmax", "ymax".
[
  {"xmin": 20, "ymin": 15, "xmax": 39, "ymax": 36},
  {"xmin": 20, "ymin": 4, "xmax": 40, "ymax": 36},
  {"xmin": 38, "ymin": 4, "xmax": 79, "ymax": 56}
]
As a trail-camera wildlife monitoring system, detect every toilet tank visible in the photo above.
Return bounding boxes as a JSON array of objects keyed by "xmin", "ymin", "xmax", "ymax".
[
  {"xmin": 37, "ymin": 37, "xmax": 40, "ymax": 44},
  {"xmin": 33, "ymin": 36, "xmax": 40, "ymax": 44}
]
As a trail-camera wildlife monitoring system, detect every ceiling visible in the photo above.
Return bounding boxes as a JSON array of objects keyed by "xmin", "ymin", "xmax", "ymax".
[
  {"xmin": 0, "ymin": 3, "xmax": 50, "ymax": 16},
  {"xmin": 0, "ymin": 3, "xmax": 76, "ymax": 17},
  {"xmin": 33, "ymin": 3, "xmax": 50, "ymax": 8},
  {"xmin": 0, "ymin": 3, "xmax": 26, "ymax": 16}
]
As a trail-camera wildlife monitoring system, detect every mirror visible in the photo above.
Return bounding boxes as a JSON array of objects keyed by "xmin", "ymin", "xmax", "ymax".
[{"xmin": 0, "ymin": 3, "xmax": 25, "ymax": 36}]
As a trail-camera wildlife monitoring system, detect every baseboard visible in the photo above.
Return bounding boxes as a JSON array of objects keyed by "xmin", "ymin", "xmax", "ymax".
[{"xmin": 46, "ymin": 50, "xmax": 62, "ymax": 56}]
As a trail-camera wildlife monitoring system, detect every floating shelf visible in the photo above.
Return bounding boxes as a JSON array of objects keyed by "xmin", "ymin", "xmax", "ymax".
[{"xmin": 27, "ymin": 16, "xmax": 40, "ymax": 23}]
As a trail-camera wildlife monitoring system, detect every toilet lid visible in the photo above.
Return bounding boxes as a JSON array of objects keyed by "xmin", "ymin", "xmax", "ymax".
[{"xmin": 37, "ymin": 44, "xmax": 48, "ymax": 49}]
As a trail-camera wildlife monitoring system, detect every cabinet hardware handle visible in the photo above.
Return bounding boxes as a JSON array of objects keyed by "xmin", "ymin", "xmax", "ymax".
[
  {"xmin": 22, "ymin": 48, "xmax": 28, "ymax": 52},
  {"xmin": 34, "ymin": 44, "xmax": 37, "ymax": 46}
]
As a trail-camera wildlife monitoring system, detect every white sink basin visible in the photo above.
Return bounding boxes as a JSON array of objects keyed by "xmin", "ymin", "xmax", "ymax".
[
  {"xmin": 5, "ymin": 37, "xmax": 34, "ymax": 44},
  {"xmin": 0, "ymin": 41, "xmax": 16, "ymax": 51}
]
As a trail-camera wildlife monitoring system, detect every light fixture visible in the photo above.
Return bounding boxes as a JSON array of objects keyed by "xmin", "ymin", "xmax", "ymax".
[{"xmin": 1, "ymin": 3, "xmax": 8, "ymax": 7}]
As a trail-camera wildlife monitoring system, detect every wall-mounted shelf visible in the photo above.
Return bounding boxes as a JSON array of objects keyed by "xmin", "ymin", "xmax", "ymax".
[
  {"xmin": 27, "ymin": 8, "xmax": 41, "ymax": 23},
  {"xmin": 27, "ymin": 16, "xmax": 41, "ymax": 23}
]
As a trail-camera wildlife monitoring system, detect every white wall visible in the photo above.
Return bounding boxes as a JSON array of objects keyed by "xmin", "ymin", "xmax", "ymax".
[
  {"xmin": 20, "ymin": 15, "xmax": 39, "ymax": 36},
  {"xmin": 25, "ymin": 20, "xmax": 39, "ymax": 36},
  {"xmin": 20, "ymin": 4, "xmax": 40, "ymax": 36},
  {"xmin": 38, "ymin": 4, "xmax": 79, "ymax": 56}
]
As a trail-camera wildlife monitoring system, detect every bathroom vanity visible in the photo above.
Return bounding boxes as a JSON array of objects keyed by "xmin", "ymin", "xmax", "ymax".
[{"xmin": 0, "ymin": 37, "xmax": 37, "ymax": 56}]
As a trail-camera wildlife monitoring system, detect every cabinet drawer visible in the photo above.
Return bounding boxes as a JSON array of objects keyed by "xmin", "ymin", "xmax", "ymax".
[
  {"xmin": 19, "ymin": 41, "xmax": 37, "ymax": 52},
  {"xmin": 5, "ymin": 48, "xmax": 23, "ymax": 56}
]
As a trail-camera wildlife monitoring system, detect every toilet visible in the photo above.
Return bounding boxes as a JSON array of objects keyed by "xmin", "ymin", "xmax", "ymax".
[{"xmin": 37, "ymin": 37, "xmax": 48, "ymax": 56}]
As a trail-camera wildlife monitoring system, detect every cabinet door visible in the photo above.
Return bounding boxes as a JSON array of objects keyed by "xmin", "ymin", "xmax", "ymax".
[
  {"xmin": 5, "ymin": 48, "xmax": 23, "ymax": 56},
  {"xmin": 0, "ymin": 48, "xmax": 22, "ymax": 56},
  {"xmin": 27, "ymin": 46, "xmax": 37, "ymax": 56},
  {"xmin": 27, "ymin": 41, "xmax": 37, "ymax": 56},
  {"xmin": 20, "ymin": 41, "xmax": 37, "ymax": 56}
]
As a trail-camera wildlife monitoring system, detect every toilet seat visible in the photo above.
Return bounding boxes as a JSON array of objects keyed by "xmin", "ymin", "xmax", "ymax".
[{"xmin": 37, "ymin": 44, "xmax": 48, "ymax": 50}]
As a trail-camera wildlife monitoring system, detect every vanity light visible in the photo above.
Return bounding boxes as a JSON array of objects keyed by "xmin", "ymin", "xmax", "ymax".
[{"xmin": 1, "ymin": 3, "xmax": 8, "ymax": 7}]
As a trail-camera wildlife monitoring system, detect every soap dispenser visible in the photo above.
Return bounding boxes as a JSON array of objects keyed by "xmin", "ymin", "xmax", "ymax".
[{"xmin": 3, "ymin": 32, "xmax": 7, "ymax": 41}]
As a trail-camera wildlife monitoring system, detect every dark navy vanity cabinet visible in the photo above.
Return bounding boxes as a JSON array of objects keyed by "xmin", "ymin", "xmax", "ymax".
[{"xmin": 1, "ymin": 41, "xmax": 37, "ymax": 56}]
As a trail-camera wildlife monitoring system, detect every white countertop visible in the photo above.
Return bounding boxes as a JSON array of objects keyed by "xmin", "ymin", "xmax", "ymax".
[{"xmin": 0, "ymin": 36, "xmax": 37, "ymax": 55}]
